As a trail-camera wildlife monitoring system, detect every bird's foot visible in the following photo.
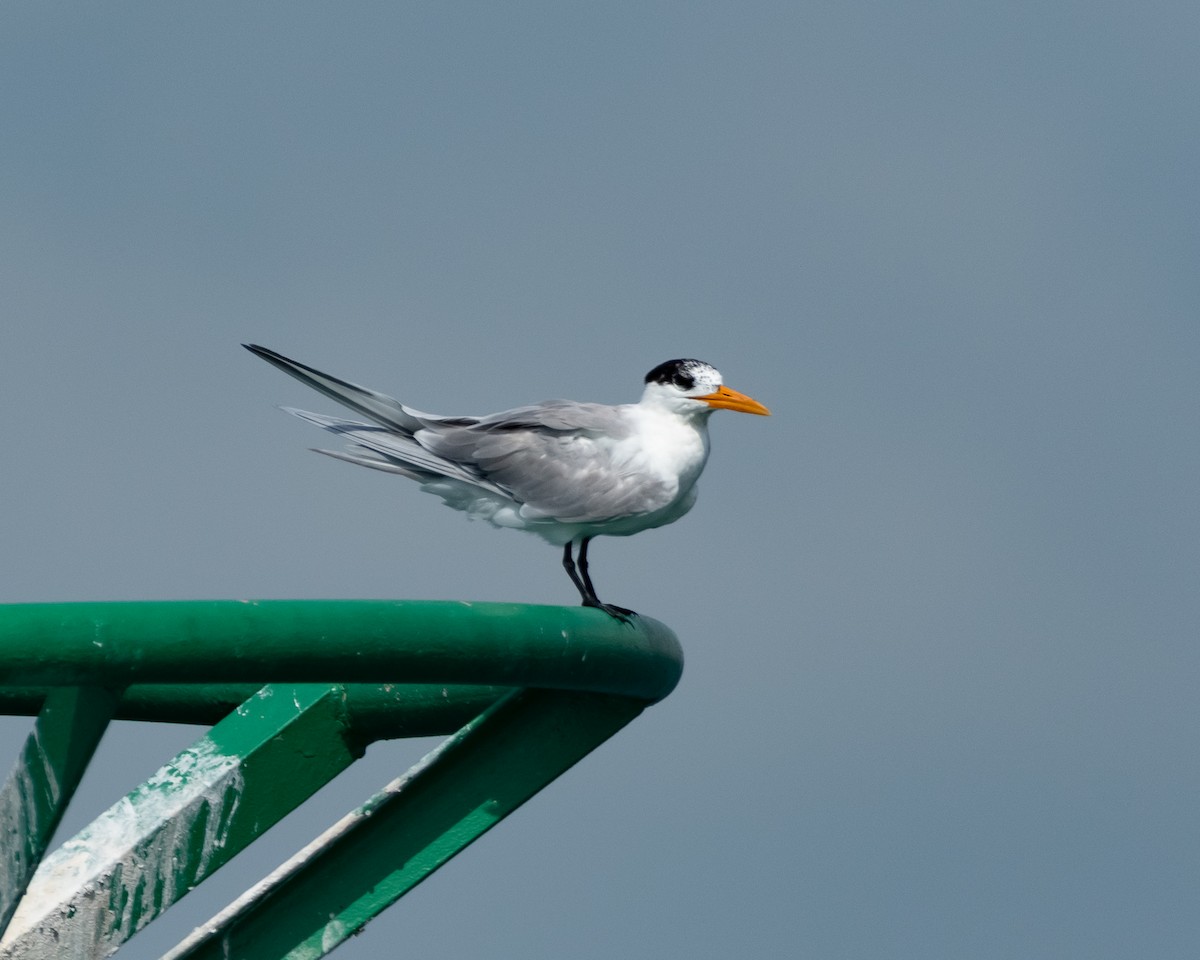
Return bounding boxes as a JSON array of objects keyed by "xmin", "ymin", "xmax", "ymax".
[{"xmin": 583, "ymin": 598, "xmax": 638, "ymax": 623}]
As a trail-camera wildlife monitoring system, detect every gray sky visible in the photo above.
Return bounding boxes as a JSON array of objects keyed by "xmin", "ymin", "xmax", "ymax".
[{"xmin": 3, "ymin": 3, "xmax": 1199, "ymax": 957}]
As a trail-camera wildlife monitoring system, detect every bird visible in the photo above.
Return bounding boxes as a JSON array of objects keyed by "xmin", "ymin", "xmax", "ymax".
[{"xmin": 244, "ymin": 344, "xmax": 769, "ymax": 619}]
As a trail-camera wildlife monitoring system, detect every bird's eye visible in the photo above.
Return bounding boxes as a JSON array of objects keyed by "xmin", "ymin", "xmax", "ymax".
[{"xmin": 673, "ymin": 372, "xmax": 695, "ymax": 390}]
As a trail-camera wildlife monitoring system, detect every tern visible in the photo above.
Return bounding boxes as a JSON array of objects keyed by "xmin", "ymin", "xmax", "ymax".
[{"xmin": 245, "ymin": 344, "xmax": 770, "ymax": 619}]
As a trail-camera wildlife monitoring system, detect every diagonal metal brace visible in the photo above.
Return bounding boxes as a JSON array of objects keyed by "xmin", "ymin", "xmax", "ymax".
[{"xmin": 165, "ymin": 688, "xmax": 645, "ymax": 960}]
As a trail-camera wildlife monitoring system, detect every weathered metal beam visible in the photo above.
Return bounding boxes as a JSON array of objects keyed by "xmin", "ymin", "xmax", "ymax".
[
  {"xmin": 163, "ymin": 688, "xmax": 645, "ymax": 960},
  {"xmin": 0, "ymin": 687, "xmax": 118, "ymax": 936},
  {"xmin": 0, "ymin": 684, "xmax": 361, "ymax": 959}
]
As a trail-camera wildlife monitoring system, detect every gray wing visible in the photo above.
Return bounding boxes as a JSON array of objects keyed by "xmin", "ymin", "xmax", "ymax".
[{"xmin": 419, "ymin": 402, "xmax": 675, "ymax": 523}]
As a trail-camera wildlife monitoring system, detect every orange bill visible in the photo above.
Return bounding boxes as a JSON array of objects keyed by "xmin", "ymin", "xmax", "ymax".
[{"xmin": 697, "ymin": 385, "xmax": 771, "ymax": 416}]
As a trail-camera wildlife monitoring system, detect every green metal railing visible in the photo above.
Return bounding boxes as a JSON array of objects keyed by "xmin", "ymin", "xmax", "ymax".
[{"xmin": 0, "ymin": 600, "xmax": 682, "ymax": 959}]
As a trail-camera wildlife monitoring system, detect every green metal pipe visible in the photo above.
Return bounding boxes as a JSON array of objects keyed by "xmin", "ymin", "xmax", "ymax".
[{"xmin": 0, "ymin": 601, "xmax": 683, "ymax": 703}]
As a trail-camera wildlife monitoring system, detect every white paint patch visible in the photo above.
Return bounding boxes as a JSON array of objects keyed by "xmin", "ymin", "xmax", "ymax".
[
  {"xmin": 0, "ymin": 737, "xmax": 244, "ymax": 958},
  {"xmin": 320, "ymin": 915, "xmax": 347, "ymax": 952}
]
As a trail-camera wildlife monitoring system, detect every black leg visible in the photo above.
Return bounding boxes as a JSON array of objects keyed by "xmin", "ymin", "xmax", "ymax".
[
  {"xmin": 562, "ymin": 542, "xmax": 590, "ymax": 604},
  {"xmin": 574, "ymin": 537, "xmax": 636, "ymax": 621},
  {"xmin": 577, "ymin": 537, "xmax": 599, "ymax": 601}
]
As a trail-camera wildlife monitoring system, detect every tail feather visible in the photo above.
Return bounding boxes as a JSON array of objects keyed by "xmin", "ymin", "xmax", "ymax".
[{"xmin": 244, "ymin": 343, "xmax": 428, "ymax": 434}]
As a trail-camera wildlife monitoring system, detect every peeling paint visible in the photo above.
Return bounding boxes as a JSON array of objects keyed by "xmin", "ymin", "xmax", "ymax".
[
  {"xmin": 0, "ymin": 724, "xmax": 65, "ymax": 918},
  {"xmin": 0, "ymin": 738, "xmax": 243, "ymax": 958},
  {"xmin": 0, "ymin": 749, "xmax": 38, "ymax": 908}
]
